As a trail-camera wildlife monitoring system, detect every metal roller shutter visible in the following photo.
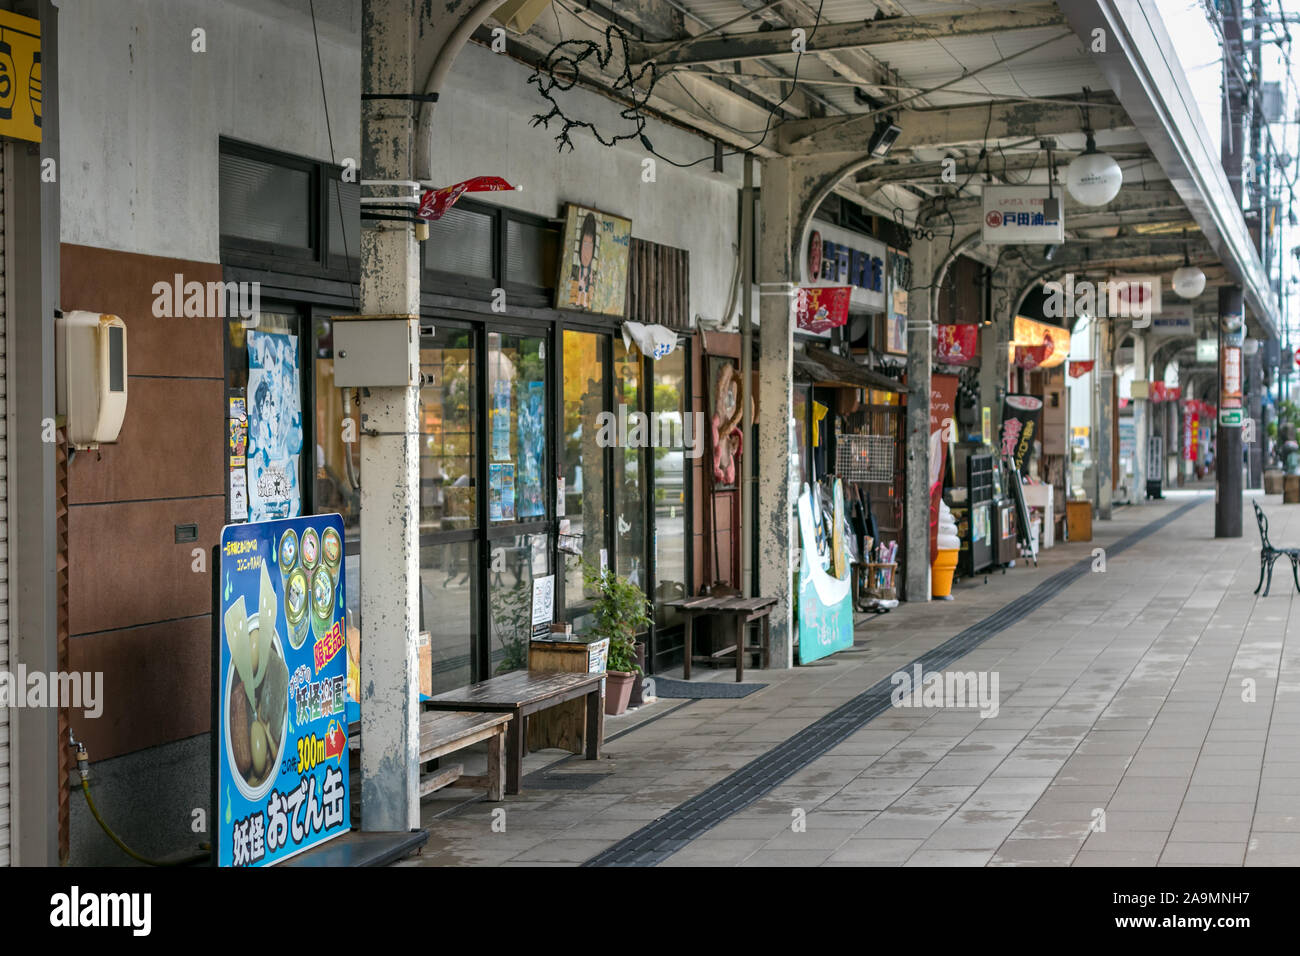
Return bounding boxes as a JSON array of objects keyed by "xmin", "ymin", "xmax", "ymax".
[{"xmin": 0, "ymin": 142, "xmax": 10, "ymax": 867}]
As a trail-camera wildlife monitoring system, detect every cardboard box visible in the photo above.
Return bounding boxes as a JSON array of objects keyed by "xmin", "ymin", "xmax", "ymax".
[{"xmin": 418, "ymin": 631, "xmax": 431, "ymax": 698}]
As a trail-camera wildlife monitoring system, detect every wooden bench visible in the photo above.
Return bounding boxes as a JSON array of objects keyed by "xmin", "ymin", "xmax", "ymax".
[
  {"xmin": 664, "ymin": 595, "xmax": 777, "ymax": 682},
  {"xmin": 348, "ymin": 709, "xmax": 513, "ymax": 810},
  {"xmin": 424, "ymin": 670, "xmax": 606, "ymax": 796}
]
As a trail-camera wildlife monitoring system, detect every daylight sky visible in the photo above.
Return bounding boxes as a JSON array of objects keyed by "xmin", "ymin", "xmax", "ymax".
[{"xmin": 1155, "ymin": 0, "xmax": 1299, "ymax": 348}]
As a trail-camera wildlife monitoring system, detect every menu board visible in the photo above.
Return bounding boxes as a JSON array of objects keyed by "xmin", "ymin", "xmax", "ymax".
[
  {"xmin": 531, "ymin": 574, "xmax": 555, "ymax": 639},
  {"xmin": 215, "ymin": 514, "xmax": 350, "ymax": 866}
]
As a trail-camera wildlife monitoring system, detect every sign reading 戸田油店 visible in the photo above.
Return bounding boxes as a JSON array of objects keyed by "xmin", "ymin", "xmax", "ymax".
[
  {"xmin": 0, "ymin": 10, "xmax": 41, "ymax": 144},
  {"xmin": 215, "ymin": 514, "xmax": 350, "ymax": 866},
  {"xmin": 981, "ymin": 186, "xmax": 1064, "ymax": 244}
]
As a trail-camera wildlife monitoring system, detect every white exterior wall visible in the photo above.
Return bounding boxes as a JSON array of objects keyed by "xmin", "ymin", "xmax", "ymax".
[{"xmin": 57, "ymin": 0, "xmax": 741, "ymax": 323}]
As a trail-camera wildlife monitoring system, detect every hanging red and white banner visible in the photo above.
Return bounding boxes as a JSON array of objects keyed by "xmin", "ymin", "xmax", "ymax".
[
  {"xmin": 936, "ymin": 324, "xmax": 979, "ymax": 365},
  {"xmin": 1014, "ymin": 344, "xmax": 1051, "ymax": 370},
  {"xmin": 1068, "ymin": 359, "xmax": 1095, "ymax": 378},
  {"xmin": 418, "ymin": 176, "xmax": 518, "ymax": 221},
  {"xmin": 795, "ymin": 286, "xmax": 852, "ymax": 333}
]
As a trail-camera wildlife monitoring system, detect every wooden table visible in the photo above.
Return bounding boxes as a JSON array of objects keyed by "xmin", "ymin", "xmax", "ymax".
[
  {"xmin": 424, "ymin": 670, "xmax": 605, "ymax": 795},
  {"xmin": 664, "ymin": 595, "xmax": 777, "ymax": 682}
]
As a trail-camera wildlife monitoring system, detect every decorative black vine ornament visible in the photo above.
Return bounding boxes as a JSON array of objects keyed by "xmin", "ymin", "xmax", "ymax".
[{"xmin": 528, "ymin": 25, "xmax": 661, "ymax": 152}]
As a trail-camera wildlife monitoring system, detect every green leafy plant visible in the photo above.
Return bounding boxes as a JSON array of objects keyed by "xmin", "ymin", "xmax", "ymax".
[
  {"xmin": 490, "ymin": 581, "xmax": 531, "ymax": 675},
  {"xmin": 581, "ymin": 562, "xmax": 650, "ymax": 675}
]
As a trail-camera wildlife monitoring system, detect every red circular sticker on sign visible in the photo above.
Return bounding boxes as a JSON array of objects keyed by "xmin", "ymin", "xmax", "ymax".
[
  {"xmin": 986, "ymin": 211, "xmax": 1002, "ymax": 228},
  {"xmin": 808, "ymin": 230, "xmax": 822, "ymax": 279}
]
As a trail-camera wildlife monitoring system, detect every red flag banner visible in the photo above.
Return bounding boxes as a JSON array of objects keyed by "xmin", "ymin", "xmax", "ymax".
[
  {"xmin": 795, "ymin": 286, "xmax": 852, "ymax": 333},
  {"xmin": 1014, "ymin": 344, "xmax": 1050, "ymax": 370},
  {"xmin": 418, "ymin": 176, "xmax": 517, "ymax": 221},
  {"xmin": 1150, "ymin": 382, "xmax": 1167, "ymax": 403},
  {"xmin": 1068, "ymin": 359, "xmax": 1095, "ymax": 378},
  {"xmin": 936, "ymin": 324, "xmax": 979, "ymax": 365}
]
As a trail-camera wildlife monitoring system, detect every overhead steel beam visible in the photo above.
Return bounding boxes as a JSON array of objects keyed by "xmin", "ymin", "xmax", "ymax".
[
  {"xmin": 778, "ymin": 95, "xmax": 1131, "ymax": 156},
  {"xmin": 629, "ymin": 2, "xmax": 1064, "ymax": 67},
  {"xmin": 860, "ymin": 145, "xmax": 1158, "ymax": 185},
  {"xmin": 1056, "ymin": 0, "xmax": 1278, "ymax": 338},
  {"xmin": 945, "ymin": 186, "xmax": 1185, "ymax": 223}
]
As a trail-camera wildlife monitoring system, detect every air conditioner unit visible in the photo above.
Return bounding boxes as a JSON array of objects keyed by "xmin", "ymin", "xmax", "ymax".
[{"xmin": 55, "ymin": 310, "xmax": 128, "ymax": 449}]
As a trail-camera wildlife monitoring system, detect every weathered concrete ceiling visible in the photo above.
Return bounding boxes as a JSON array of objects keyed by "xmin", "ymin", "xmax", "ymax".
[
  {"xmin": 628, "ymin": 2, "xmax": 1065, "ymax": 68},
  {"xmin": 778, "ymin": 94, "xmax": 1131, "ymax": 156}
]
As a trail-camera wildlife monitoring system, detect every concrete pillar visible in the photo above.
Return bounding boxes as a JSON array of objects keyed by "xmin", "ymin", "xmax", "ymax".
[
  {"xmin": 978, "ymin": 280, "xmax": 1011, "ymax": 441},
  {"xmin": 904, "ymin": 239, "xmax": 934, "ymax": 601},
  {"xmin": 1216, "ymin": 285, "xmax": 1244, "ymax": 538},
  {"xmin": 1247, "ymin": 344, "xmax": 1263, "ymax": 489},
  {"xmin": 358, "ymin": 0, "xmax": 422, "ymax": 831},
  {"xmin": 1096, "ymin": 319, "xmax": 1115, "ymax": 519},
  {"xmin": 1131, "ymin": 332, "xmax": 1147, "ymax": 503},
  {"xmin": 757, "ymin": 156, "xmax": 796, "ymax": 668}
]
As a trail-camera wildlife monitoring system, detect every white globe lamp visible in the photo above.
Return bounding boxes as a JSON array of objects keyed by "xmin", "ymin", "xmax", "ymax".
[
  {"xmin": 1171, "ymin": 234, "xmax": 1206, "ymax": 299},
  {"xmin": 1065, "ymin": 133, "xmax": 1122, "ymax": 206},
  {"xmin": 1171, "ymin": 263, "xmax": 1206, "ymax": 299}
]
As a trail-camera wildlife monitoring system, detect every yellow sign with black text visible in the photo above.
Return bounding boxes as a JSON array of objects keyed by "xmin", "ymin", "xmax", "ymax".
[{"xmin": 0, "ymin": 10, "xmax": 41, "ymax": 143}]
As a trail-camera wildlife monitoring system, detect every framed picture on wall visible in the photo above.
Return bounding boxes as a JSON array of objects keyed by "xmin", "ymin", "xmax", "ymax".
[{"xmin": 554, "ymin": 203, "xmax": 632, "ymax": 317}]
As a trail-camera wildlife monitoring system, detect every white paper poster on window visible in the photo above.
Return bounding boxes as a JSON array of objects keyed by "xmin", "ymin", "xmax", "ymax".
[
  {"xmin": 229, "ymin": 469, "xmax": 249, "ymax": 522},
  {"xmin": 247, "ymin": 330, "xmax": 303, "ymax": 521}
]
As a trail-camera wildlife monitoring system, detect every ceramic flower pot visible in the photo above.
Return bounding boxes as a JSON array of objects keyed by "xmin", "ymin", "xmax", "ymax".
[{"xmin": 604, "ymin": 670, "xmax": 635, "ymax": 716}]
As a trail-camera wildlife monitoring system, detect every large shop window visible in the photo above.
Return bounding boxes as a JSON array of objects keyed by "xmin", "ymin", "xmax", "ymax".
[
  {"xmin": 219, "ymin": 138, "xmax": 358, "ymax": 279},
  {"xmin": 562, "ymin": 329, "xmax": 607, "ymax": 610},
  {"xmin": 419, "ymin": 327, "xmax": 478, "ymax": 693},
  {"xmin": 652, "ymin": 345, "xmax": 689, "ymax": 627},
  {"xmin": 226, "ymin": 310, "xmax": 308, "ymax": 525},
  {"xmin": 485, "ymin": 331, "xmax": 552, "ymax": 677}
]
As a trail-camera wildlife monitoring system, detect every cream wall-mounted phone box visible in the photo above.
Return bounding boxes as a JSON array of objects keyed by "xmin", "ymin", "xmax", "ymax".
[{"xmin": 55, "ymin": 310, "xmax": 128, "ymax": 449}]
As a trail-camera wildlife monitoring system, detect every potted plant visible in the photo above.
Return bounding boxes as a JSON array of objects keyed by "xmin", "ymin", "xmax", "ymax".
[{"xmin": 582, "ymin": 562, "xmax": 651, "ymax": 715}]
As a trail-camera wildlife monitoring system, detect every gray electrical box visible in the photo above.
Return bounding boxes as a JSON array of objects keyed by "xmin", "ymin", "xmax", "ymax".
[{"xmin": 332, "ymin": 319, "xmax": 417, "ymax": 387}]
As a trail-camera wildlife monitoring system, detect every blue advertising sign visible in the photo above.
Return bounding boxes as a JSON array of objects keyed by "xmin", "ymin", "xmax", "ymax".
[
  {"xmin": 215, "ymin": 514, "xmax": 350, "ymax": 866},
  {"xmin": 795, "ymin": 482, "xmax": 854, "ymax": 664}
]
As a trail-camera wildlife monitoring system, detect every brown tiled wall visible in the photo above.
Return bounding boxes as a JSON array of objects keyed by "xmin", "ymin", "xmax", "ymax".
[{"xmin": 61, "ymin": 244, "xmax": 224, "ymax": 760}]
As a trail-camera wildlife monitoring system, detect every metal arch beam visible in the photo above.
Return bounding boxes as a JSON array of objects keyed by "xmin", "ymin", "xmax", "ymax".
[
  {"xmin": 628, "ymin": 2, "xmax": 1065, "ymax": 67},
  {"xmin": 859, "ymin": 147, "xmax": 1160, "ymax": 188},
  {"xmin": 778, "ymin": 94, "xmax": 1132, "ymax": 156},
  {"xmin": 945, "ymin": 187, "xmax": 1187, "ymax": 224},
  {"xmin": 1012, "ymin": 236, "xmax": 1214, "ymax": 264},
  {"xmin": 1150, "ymin": 334, "xmax": 1198, "ymax": 372},
  {"xmin": 1055, "ymin": 0, "xmax": 1277, "ymax": 338}
]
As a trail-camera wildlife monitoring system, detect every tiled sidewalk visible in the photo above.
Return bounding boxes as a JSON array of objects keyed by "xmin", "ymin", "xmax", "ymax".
[{"xmin": 400, "ymin": 490, "xmax": 1300, "ymax": 866}]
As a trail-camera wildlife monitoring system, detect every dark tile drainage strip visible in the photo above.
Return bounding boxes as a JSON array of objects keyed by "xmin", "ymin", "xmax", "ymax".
[{"xmin": 583, "ymin": 496, "xmax": 1209, "ymax": 867}]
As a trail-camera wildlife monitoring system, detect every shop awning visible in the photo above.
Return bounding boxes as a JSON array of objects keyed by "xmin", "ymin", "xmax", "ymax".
[{"xmin": 797, "ymin": 346, "xmax": 906, "ymax": 393}]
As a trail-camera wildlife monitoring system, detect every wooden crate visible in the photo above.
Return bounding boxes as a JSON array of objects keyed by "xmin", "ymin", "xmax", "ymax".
[
  {"xmin": 1066, "ymin": 499, "xmax": 1093, "ymax": 542},
  {"xmin": 527, "ymin": 638, "xmax": 608, "ymax": 754}
]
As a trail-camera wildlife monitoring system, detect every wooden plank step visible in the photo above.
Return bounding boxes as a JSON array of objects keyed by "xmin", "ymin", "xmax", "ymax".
[{"xmin": 419, "ymin": 763, "xmax": 463, "ymax": 797}]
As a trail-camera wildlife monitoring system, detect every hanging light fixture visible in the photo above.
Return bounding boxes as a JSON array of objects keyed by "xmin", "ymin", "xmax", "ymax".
[
  {"xmin": 1172, "ymin": 230, "xmax": 1206, "ymax": 299},
  {"xmin": 1064, "ymin": 91, "xmax": 1122, "ymax": 207},
  {"xmin": 1065, "ymin": 131, "xmax": 1123, "ymax": 206}
]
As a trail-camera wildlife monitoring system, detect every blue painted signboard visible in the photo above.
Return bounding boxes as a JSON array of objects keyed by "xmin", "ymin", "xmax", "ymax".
[{"xmin": 215, "ymin": 514, "xmax": 350, "ymax": 866}]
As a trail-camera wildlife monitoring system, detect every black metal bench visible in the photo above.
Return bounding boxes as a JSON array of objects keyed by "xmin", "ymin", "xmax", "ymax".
[{"xmin": 1253, "ymin": 501, "xmax": 1300, "ymax": 596}]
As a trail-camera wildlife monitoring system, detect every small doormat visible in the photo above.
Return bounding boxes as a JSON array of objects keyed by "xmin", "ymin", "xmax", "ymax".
[
  {"xmin": 521, "ymin": 770, "xmax": 613, "ymax": 791},
  {"xmin": 648, "ymin": 677, "xmax": 766, "ymax": 699}
]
